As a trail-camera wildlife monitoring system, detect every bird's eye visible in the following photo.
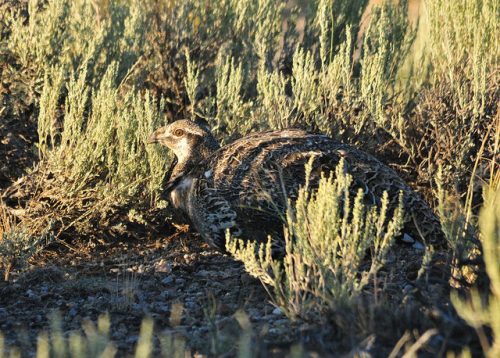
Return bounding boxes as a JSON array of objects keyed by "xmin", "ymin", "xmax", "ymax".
[{"xmin": 173, "ymin": 129, "xmax": 184, "ymax": 137}]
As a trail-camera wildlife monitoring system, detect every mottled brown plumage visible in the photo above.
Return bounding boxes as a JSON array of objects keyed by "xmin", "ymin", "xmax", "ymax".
[{"xmin": 149, "ymin": 120, "xmax": 444, "ymax": 252}]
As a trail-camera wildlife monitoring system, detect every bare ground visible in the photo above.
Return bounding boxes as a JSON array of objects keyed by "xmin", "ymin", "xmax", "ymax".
[{"xmin": 0, "ymin": 222, "xmax": 476, "ymax": 357}]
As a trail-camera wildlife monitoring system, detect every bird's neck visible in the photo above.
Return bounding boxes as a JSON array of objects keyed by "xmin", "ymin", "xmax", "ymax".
[
  {"xmin": 170, "ymin": 139, "xmax": 220, "ymax": 180},
  {"xmin": 170, "ymin": 158, "xmax": 193, "ymax": 178}
]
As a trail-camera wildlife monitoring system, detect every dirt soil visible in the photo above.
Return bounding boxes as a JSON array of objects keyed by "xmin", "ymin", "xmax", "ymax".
[
  {"xmin": 0, "ymin": 222, "xmax": 468, "ymax": 357},
  {"xmin": 0, "ymin": 229, "xmax": 292, "ymax": 356}
]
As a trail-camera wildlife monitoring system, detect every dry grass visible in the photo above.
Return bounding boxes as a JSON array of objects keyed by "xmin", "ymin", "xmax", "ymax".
[
  {"xmin": 0, "ymin": 201, "xmax": 54, "ymax": 281},
  {"xmin": 452, "ymin": 179, "xmax": 500, "ymax": 357}
]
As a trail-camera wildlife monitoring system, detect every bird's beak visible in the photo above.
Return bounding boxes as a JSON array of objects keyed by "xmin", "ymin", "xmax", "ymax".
[
  {"xmin": 147, "ymin": 134, "xmax": 158, "ymax": 144},
  {"xmin": 147, "ymin": 127, "xmax": 165, "ymax": 144}
]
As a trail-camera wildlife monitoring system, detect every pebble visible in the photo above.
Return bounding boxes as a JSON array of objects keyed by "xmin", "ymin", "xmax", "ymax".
[
  {"xmin": 195, "ymin": 270, "xmax": 211, "ymax": 278},
  {"xmin": 26, "ymin": 289, "xmax": 41, "ymax": 302},
  {"xmin": 157, "ymin": 304, "xmax": 170, "ymax": 313},
  {"xmin": 175, "ymin": 278, "xmax": 186, "ymax": 285},
  {"xmin": 413, "ymin": 242, "xmax": 425, "ymax": 251},
  {"xmin": 402, "ymin": 233, "xmax": 415, "ymax": 243},
  {"xmin": 403, "ymin": 284, "xmax": 414, "ymax": 294},
  {"xmin": 184, "ymin": 299, "xmax": 198, "ymax": 310},
  {"xmin": 160, "ymin": 290, "xmax": 174, "ymax": 300},
  {"xmin": 247, "ymin": 308, "xmax": 261, "ymax": 320},
  {"xmin": 268, "ymin": 327, "xmax": 282, "ymax": 335},
  {"xmin": 272, "ymin": 307, "xmax": 284, "ymax": 316},
  {"xmin": 274, "ymin": 319, "xmax": 289, "ymax": 326},
  {"xmin": 161, "ymin": 276, "xmax": 174, "ymax": 285},
  {"xmin": 125, "ymin": 335, "xmax": 138, "ymax": 345},
  {"xmin": 69, "ymin": 307, "xmax": 78, "ymax": 317},
  {"xmin": 155, "ymin": 260, "xmax": 171, "ymax": 273},
  {"xmin": 131, "ymin": 303, "xmax": 145, "ymax": 314}
]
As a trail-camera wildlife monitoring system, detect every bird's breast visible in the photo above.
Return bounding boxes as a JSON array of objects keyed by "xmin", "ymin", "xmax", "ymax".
[{"xmin": 169, "ymin": 176, "xmax": 194, "ymax": 211}]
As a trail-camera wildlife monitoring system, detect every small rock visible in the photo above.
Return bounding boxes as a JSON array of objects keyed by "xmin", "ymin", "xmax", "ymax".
[
  {"xmin": 175, "ymin": 278, "xmax": 186, "ymax": 286},
  {"xmin": 403, "ymin": 284, "xmax": 414, "ymax": 294},
  {"xmin": 160, "ymin": 290, "xmax": 173, "ymax": 300},
  {"xmin": 413, "ymin": 242, "xmax": 425, "ymax": 251},
  {"xmin": 131, "ymin": 303, "xmax": 145, "ymax": 314},
  {"xmin": 247, "ymin": 308, "xmax": 261, "ymax": 320},
  {"xmin": 274, "ymin": 319, "xmax": 289, "ymax": 326},
  {"xmin": 157, "ymin": 304, "xmax": 170, "ymax": 313},
  {"xmin": 26, "ymin": 289, "xmax": 40, "ymax": 302},
  {"xmin": 1, "ymin": 132, "xmax": 13, "ymax": 145},
  {"xmin": 196, "ymin": 270, "xmax": 211, "ymax": 278},
  {"xmin": 268, "ymin": 327, "xmax": 281, "ymax": 335},
  {"xmin": 402, "ymin": 233, "xmax": 415, "ymax": 244},
  {"xmin": 184, "ymin": 299, "xmax": 198, "ymax": 310},
  {"xmin": 161, "ymin": 276, "xmax": 174, "ymax": 285},
  {"xmin": 125, "ymin": 335, "xmax": 138, "ymax": 345},
  {"xmin": 155, "ymin": 260, "xmax": 172, "ymax": 274},
  {"xmin": 183, "ymin": 254, "xmax": 196, "ymax": 262},
  {"xmin": 272, "ymin": 307, "xmax": 284, "ymax": 316}
]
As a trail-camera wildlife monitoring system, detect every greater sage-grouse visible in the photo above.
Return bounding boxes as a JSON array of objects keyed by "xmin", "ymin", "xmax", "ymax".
[{"xmin": 148, "ymin": 120, "xmax": 443, "ymax": 252}]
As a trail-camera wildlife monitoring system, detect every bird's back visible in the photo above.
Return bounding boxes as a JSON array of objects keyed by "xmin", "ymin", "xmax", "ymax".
[{"xmin": 179, "ymin": 129, "xmax": 443, "ymax": 251}]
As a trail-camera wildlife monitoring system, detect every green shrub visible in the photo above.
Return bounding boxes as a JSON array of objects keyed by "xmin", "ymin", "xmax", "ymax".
[
  {"xmin": 0, "ymin": 202, "xmax": 54, "ymax": 281},
  {"xmin": 436, "ymin": 167, "xmax": 480, "ymax": 286},
  {"xmin": 452, "ymin": 180, "xmax": 500, "ymax": 357},
  {"xmin": 17, "ymin": 62, "xmax": 169, "ymax": 239},
  {"xmin": 407, "ymin": 0, "xmax": 499, "ymax": 192},
  {"xmin": 227, "ymin": 159, "xmax": 404, "ymax": 319},
  {"xmin": 1, "ymin": 0, "xmax": 150, "ymax": 118}
]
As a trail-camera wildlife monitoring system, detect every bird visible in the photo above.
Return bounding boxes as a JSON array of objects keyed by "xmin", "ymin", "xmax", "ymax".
[{"xmin": 148, "ymin": 119, "xmax": 444, "ymax": 253}]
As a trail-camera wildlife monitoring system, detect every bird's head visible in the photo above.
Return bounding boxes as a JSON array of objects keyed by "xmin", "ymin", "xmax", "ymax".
[{"xmin": 148, "ymin": 119, "xmax": 220, "ymax": 165}]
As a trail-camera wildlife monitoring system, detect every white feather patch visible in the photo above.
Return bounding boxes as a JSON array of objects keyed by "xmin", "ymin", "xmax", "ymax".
[
  {"xmin": 174, "ymin": 137, "xmax": 191, "ymax": 163},
  {"xmin": 170, "ymin": 176, "xmax": 193, "ymax": 210}
]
